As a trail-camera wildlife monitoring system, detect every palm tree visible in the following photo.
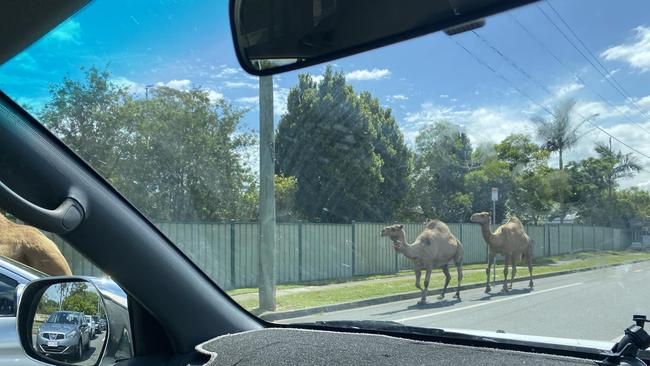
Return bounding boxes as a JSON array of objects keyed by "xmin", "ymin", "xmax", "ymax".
[
  {"xmin": 533, "ymin": 99, "xmax": 597, "ymax": 223},
  {"xmin": 533, "ymin": 99, "xmax": 582, "ymax": 170},
  {"xmin": 595, "ymin": 140, "xmax": 642, "ymax": 207}
]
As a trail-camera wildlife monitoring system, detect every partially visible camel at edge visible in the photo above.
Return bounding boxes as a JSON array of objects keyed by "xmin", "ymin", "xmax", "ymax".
[
  {"xmin": 469, "ymin": 212, "xmax": 533, "ymax": 293},
  {"xmin": 0, "ymin": 215, "xmax": 72, "ymax": 275},
  {"xmin": 381, "ymin": 219, "xmax": 464, "ymax": 304}
]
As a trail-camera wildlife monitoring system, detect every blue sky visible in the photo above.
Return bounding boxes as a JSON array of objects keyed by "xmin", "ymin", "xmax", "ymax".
[{"xmin": 1, "ymin": 0, "xmax": 650, "ymax": 188}]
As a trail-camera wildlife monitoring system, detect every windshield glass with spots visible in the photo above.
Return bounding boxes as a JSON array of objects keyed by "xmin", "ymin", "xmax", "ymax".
[{"xmin": 1, "ymin": 0, "xmax": 649, "ymax": 344}]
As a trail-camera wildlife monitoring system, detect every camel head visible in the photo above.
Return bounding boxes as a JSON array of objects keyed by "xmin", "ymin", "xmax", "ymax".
[
  {"xmin": 470, "ymin": 212, "xmax": 491, "ymax": 224},
  {"xmin": 380, "ymin": 224, "xmax": 405, "ymax": 245}
]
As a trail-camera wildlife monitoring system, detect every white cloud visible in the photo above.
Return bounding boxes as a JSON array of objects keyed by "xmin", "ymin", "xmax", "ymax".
[
  {"xmin": 274, "ymin": 87, "xmax": 290, "ymax": 117},
  {"xmin": 345, "ymin": 68, "xmax": 391, "ymax": 81},
  {"xmin": 47, "ymin": 20, "xmax": 82, "ymax": 44},
  {"xmin": 637, "ymin": 95, "xmax": 650, "ymax": 108},
  {"xmin": 402, "ymin": 103, "xmax": 536, "ymax": 145},
  {"xmin": 212, "ymin": 67, "xmax": 240, "ymax": 78},
  {"xmin": 112, "ymin": 77, "xmax": 146, "ymax": 94},
  {"xmin": 310, "ymin": 75, "xmax": 324, "ymax": 83},
  {"xmin": 156, "ymin": 79, "xmax": 192, "ymax": 91},
  {"xmin": 237, "ymin": 96, "xmax": 259, "ymax": 104},
  {"xmin": 386, "ymin": 94, "xmax": 408, "ymax": 103},
  {"xmin": 439, "ymin": 94, "xmax": 449, "ymax": 99},
  {"xmin": 224, "ymin": 81, "xmax": 258, "ymax": 89},
  {"xmin": 554, "ymin": 82, "xmax": 584, "ymax": 99},
  {"xmin": 207, "ymin": 90, "xmax": 224, "ymax": 103},
  {"xmin": 601, "ymin": 26, "xmax": 650, "ymax": 72}
]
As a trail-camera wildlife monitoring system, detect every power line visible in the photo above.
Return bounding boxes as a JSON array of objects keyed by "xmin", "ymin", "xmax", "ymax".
[
  {"xmin": 538, "ymin": 2, "xmax": 650, "ymax": 127},
  {"xmin": 508, "ymin": 12, "xmax": 650, "ymax": 137},
  {"xmin": 452, "ymin": 35, "xmax": 650, "ymax": 160},
  {"xmin": 544, "ymin": 1, "xmax": 650, "ymax": 120},
  {"xmin": 451, "ymin": 37, "xmax": 553, "ymax": 116}
]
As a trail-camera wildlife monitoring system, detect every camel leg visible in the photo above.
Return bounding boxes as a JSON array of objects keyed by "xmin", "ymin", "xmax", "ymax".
[
  {"xmin": 419, "ymin": 268, "xmax": 432, "ymax": 304},
  {"xmin": 502, "ymin": 255, "xmax": 510, "ymax": 292},
  {"xmin": 414, "ymin": 268, "xmax": 422, "ymax": 292},
  {"xmin": 510, "ymin": 258, "xmax": 517, "ymax": 290},
  {"xmin": 438, "ymin": 265, "xmax": 451, "ymax": 300},
  {"xmin": 485, "ymin": 252, "xmax": 495, "ymax": 293},
  {"xmin": 454, "ymin": 261, "xmax": 463, "ymax": 299}
]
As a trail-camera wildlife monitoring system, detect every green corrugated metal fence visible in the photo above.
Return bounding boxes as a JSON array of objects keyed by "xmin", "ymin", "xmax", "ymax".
[{"xmin": 49, "ymin": 222, "xmax": 633, "ymax": 290}]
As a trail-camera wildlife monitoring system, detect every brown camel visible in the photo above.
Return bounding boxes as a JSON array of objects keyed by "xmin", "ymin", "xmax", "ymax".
[
  {"xmin": 380, "ymin": 219, "xmax": 464, "ymax": 304},
  {"xmin": 0, "ymin": 215, "xmax": 72, "ymax": 275},
  {"xmin": 469, "ymin": 212, "xmax": 533, "ymax": 292}
]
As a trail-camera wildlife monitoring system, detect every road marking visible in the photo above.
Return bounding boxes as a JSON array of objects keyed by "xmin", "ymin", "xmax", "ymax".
[{"xmin": 396, "ymin": 282, "xmax": 583, "ymax": 323}]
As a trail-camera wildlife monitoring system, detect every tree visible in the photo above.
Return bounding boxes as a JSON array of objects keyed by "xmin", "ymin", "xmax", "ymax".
[
  {"xmin": 567, "ymin": 142, "xmax": 642, "ymax": 226},
  {"xmin": 276, "ymin": 66, "xmax": 411, "ymax": 222},
  {"xmin": 533, "ymin": 99, "xmax": 584, "ymax": 171},
  {"xmin": 532, "ymin": 99, "xmax": 593, "ymax": 222},
  {"xmin": 62, "ymin": 283, "xmax": 101, "ymax": 315},
  {"xmin": 413, "ymin": 121, "xmax": 474, "ymax": 221},
  {"xmin": 495, "ymin": 134, "xmax": 553, "ymax": 224},
  {"xmin": 40, "ymin": 67, "xmax": 257, "ymax": 221},
  {"xmin": 40, "ymin": 67, "xmax": 133, "ymax": 181}
]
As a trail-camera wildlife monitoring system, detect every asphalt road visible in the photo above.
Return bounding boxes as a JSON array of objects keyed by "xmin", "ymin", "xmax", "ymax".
[{"xmin": 282, "ymin": 261, "xmax": 650, "ymax": 343}]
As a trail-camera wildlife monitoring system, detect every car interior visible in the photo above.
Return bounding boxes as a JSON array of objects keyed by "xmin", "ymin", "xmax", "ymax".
[{"xmin": 1, "ymin": 0, "xmax": 650, "ymax": 365}]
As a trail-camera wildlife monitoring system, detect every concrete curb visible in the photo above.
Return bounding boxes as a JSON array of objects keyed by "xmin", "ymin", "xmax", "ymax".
[{"xmin": 259, "ymin": 259, "xmax": 650, "ymax": 322}]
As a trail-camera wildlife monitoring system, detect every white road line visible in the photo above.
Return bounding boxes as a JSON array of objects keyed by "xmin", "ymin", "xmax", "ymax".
[{"xmin": 396, "ymin": 282, "xmax": 583, "ymax": 322}]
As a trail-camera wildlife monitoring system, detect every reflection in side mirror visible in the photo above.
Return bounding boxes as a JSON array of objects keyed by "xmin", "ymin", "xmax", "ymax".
[
  {"xmin": 17, "ymin": 277, "xmax": 132, "ymax": 366},
  {"xmin": 30, "ymin": 282, "xmax": 107, "ymax": 365},
  {"xmin": 230, "ymin": 0, "xmax": 536, "ymax": 75}
]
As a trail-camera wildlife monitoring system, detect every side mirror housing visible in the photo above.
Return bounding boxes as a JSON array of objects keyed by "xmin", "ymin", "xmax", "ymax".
[{"xmin": 16, "ymin": 277, "xmax": 133, "ymax": 366}]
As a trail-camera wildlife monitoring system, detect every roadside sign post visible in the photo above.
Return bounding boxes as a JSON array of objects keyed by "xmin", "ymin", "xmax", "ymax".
[
  {"xmin": 491, "ymin": 187, "xmax": 498, "ymax": 283},
  {"xmin": 491, "ymin": 187, "xmax": 498, "ymax": 225}
]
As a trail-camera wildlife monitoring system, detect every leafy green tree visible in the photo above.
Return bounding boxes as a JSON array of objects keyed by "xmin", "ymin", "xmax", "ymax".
[
  {"xmin": 495, "ymin": 134, "xmax": 553, "ymax": 224},
  {"xmin": 40, "ymin": 67, "xmax": 257, "ymax": 221},
  {"xmin": 276, "ymin": 66, "xmax": 410, "ymax": 222},
  {"xmin": 413, "ymin": 121, "xmax": 473, "ymax": 221},
  {"xmin": 62, "ymin": 284, "xmax": 100, "ymax": 315},
  {"xmin": 40, "ymin": 67, "xmax": 134, "ymax": 181}
]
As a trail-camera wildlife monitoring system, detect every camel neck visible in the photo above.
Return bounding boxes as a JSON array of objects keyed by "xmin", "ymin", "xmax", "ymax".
[
  {"xmin": 396, "ymin": 240, "xmax": 419, "ymax": 260},
  {"xmin": 479, "ymin": 222, "xmax": 498, "ymax": 246}
]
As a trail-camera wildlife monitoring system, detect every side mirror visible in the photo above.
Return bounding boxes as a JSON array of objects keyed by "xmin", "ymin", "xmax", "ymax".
[{"xmin": 16, "ymin": 277, "xmax": 133, "ymax": 366}]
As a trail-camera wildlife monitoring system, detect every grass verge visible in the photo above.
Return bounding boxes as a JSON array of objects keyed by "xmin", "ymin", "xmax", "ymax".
[{"xmin": 228, "ymin": 250, "xmax": 650, "ymax": 313}]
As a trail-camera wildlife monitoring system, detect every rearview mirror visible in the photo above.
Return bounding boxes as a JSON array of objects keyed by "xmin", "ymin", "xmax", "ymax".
[
  {"xmin": 230, "ymin": 0, "xmax": 538, "ymax": 75},
  {"xmin": 16, "ymin": 277, "xmax": 133, "ymax": 366}
]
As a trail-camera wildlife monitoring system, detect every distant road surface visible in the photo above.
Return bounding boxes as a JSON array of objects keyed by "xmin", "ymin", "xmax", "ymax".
[{"xmin": 282, "ymin": 261, "xmax": 650, "ymax": 343}]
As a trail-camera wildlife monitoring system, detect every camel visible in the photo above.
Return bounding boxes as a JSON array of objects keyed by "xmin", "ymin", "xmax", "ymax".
[
  {"xmin": 0, "ymin": 214, "xmax": 72, "ymax": 275},
  {"xmin": 380, "ymin": 219, "xmax": 464, "ymax": 304},
  {"xmin": 469, "ymin": 212, "xmax": 533, "ymax": 293}
]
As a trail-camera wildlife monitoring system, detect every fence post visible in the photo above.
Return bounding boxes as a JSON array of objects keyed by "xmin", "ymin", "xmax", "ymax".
[
  {"xmin": 298, "ymin": 220, "xmax": 303, "ymax": 282},
  {"xmin": 557, "ymin": 224, "xmax": 560, "ymax": 255},
  {"xmin": 593, "ymin": 225, "xmax": 596, "ymax": 250},
  {"xmin": 571, "ymin": 224, "xmax": 574, "ymax": 252},
  {"xmin": 351, "ymin": 221, "xmax": 356, "ymax": 277},
  {"xmin": 542, "ymin": 224, "xmax": 547, "ymax": 257},
  {"xmin": 230, "ymin": 220, "xmax": 236, "ymax": 289},
  {"xmin": 582, "ymin": 225, "xmax": 585, "ymax": 251}
]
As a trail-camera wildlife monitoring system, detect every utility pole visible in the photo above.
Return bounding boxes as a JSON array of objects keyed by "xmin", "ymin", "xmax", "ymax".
[{"xmin": 258, "ymin": 74, "xmax": 276, "ymax": 311}]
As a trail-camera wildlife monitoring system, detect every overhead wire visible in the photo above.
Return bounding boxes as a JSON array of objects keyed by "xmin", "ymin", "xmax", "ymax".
[
  {"xmin": 450, "ymin": 32, "xmax": 650, "ymax": 160},
  {"xmin": 544, "ymin": 1, "xmax": 650, "ymax": 120},
  {"xmin": 536, "ymin": 3, "xmax": 650, "ymax": 132}
]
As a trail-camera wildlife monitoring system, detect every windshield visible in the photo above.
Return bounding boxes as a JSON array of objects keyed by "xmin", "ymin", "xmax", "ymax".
[
  {"xmin": 2, "ymin": 0, "xmax": 650, "ymax": 345},
  {"xmin": 47, "ymin": 312, "xmax": 79, "ymax": 325}
]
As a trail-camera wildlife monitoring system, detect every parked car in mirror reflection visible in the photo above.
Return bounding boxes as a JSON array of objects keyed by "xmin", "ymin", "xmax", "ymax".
[{"xmin": 37, "ymin": 311, "xmax": 91, "ymax": 361}]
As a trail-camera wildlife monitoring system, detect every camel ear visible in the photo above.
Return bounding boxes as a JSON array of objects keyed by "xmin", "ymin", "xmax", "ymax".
[{"xmin": 398, "ymin": 224, "xmax": 404, "ymax": 229}]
